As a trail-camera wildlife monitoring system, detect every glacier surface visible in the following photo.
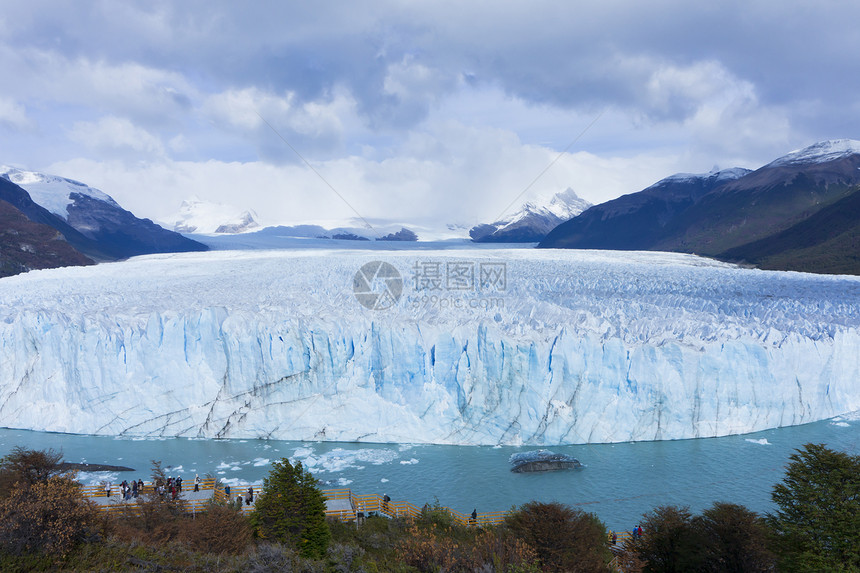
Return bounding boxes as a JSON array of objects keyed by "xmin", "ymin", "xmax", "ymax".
[{"xmin": 0, "ymin": 248, "xmax": 858, "ymax": 445}]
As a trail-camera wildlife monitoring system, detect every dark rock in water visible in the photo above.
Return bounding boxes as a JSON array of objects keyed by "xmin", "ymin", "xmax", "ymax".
[
  {"xmin": 57, "ymin": 462, "xmax": 135, "ymax": 472},
  {"xmin": 511, "ymin": 460, "xmax": 582, "ymax": 473},
  {"xmin": 509, "ymin": 449, "xmax": 582, "ymax": 473}
]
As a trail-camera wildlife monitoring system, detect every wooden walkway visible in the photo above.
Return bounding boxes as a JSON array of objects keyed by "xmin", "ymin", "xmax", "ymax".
[{"xmin": 80, "ymin": 479, "xmax": 639, "ymax": 540}]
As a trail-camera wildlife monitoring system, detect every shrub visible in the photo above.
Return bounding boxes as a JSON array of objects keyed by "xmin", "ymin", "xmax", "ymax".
[
  {"xmin": 0, "ymin": 475, "xmax": 100, "ymax": 557},
  {"xmin": 397, "ymin": 524, "xmax": 539, "ymax": 572},
  {"xmin": 695, "ymin": 502, "xmax": 775, "ymax": 573},
  {"xmin": 180, "ymin": 503, "xmax": 252, "ymax": 555},
  {"xmin": 503, "ymin": 501, "xmax": 611, "ymax": 572},
  {"xmin": 0, "ymin": 446, "xmax": 64, "ymax": 498},
  {"xmin": 109, "ymin": 460, "xmax": 187, "ymax": 544},
  {"xmin": 250, "ymin": 458, "xmax": 330, "ymax": 559},
  {"xmin": 415, "ymin": 497, "xmax": 457, "ymax": 531}
]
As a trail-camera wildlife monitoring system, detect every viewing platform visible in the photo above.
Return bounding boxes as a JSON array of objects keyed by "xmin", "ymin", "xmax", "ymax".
[
  {"xmin": 80, "ymin": 479, "xmax": 507, "ymax": 526},
  {"xmin": 81, "ymin": 479, "xmax": 641, "ymax": 548}
]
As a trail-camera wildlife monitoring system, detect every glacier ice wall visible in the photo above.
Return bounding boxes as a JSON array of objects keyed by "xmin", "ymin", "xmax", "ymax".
[{"xmin": 1, "ymin": 249, "xmax": 858, "ymax": 445}]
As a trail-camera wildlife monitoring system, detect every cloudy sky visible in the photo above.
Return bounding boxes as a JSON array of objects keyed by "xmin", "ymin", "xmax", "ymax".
[{"xmin": 1, "ymin": 1, "xmax": 858, "ymax": 230}]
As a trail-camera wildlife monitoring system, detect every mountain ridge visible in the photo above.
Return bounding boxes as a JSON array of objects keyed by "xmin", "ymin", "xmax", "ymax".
[
  {"xmin": 1, "ymin": 167, "xmax": 208, "ymax": 261},
  {"xmin": 539, "ymin": 140, "xmax": 860, "ymax": 275}
]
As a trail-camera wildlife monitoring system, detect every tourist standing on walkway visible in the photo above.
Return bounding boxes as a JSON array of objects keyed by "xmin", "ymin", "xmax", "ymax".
[
  {"xmin": 104, "ymin": 482, "xmax": 110, "ymax": 497},
  {"xmin": 247, "ymin": 486, "xmax": 254, "ymax": 505},
  {"xmin": 194, "ymin": 474, "xmax": 200, "ymax": 492},
  {"xmin": 470, "ymin": 508, "xmax": 477, "ymax": 524}
]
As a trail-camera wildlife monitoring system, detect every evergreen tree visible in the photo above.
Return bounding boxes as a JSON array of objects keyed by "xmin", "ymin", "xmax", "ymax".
[
  {"xmin": 251, "ymin": 458, "xmax": 330, "ymax": 559},
  {"xmin": 769, "ymin": 443, "xmax": 860, "ymax": 572}
]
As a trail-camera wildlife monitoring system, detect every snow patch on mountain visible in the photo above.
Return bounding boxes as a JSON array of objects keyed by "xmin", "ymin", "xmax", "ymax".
[
  {"xmin": 767, "ymin": 139, "xmax": 860, "ymax": 167},
  {"xmin": 660, "ymin": 167, "xmax": 752, "ymax": 186},
  {"xmin": 0, "ymin": 166, "xmax": 118, "ymax": 219}
]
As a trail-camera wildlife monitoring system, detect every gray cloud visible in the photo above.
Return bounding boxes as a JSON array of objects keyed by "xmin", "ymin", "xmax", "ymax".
[{"xmin": 2, "ymin": 1, "xmax": 859, "ymax": 224}]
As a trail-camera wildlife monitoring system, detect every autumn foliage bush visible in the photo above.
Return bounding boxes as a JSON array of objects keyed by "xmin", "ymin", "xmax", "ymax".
[
  {"xmin": 180, "ymin": 503, "xmax": 252, "ymax": 555},
  {"xmin": 397, "ymin": 523, "xmax": 539, "ymax": 572},
  {"xmin": 0, "ymin": 476, "xmax": 101, "ymax": 557},
  {"xmin": 0, "ymin": 446, "xmax": 63, "ymax": 498}
]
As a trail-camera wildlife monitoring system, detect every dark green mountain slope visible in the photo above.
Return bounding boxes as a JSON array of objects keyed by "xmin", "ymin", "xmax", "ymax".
[
  {"xmin": 719, "ymin": 186, "xmax": 860, "ymax": 275},
  {"xmin": 539, "ymin": 140, "xmax": 860, "ymax": 275}
]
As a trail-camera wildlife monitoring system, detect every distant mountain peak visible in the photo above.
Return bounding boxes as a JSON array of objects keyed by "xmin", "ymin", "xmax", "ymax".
[
  {"xmin": 767, "ymin": 139, "xmax": 860, "ymax": 167},
  {"xmin": 470, "ymin": 187, "xmax": 592, "ymax": 242},
  {"xmin": 168, "ymin": 197, "xmax": 259, "ymax": 234}
]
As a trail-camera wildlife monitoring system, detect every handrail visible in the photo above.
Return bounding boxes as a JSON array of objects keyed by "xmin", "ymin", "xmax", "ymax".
[
  {"xmin": 81, "ymin": 477, "xmax": 217, "ymax": 498},
  {"xmin": 321, "ymin": 489, "xmax": 508, "ymax": 527}
]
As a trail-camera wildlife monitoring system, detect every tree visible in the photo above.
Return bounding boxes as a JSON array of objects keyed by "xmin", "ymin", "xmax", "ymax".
[
  {"xmin": 503, "ymin": 500, "xmax": 611, "ymax": 572},
  {"xmin": 632, "ymin": 505, "xmax": 703, "ymax": 573},
  {"xmin": 695, "ymin": 502, "xmax": 775, "ymax": 573},
  {"xmin": 769, "ymin": 443, "xmax": 860, "ymax": 572},
  {"xmin": 250, "ymin": 458, "xmax": 330, "ymax": 559},
  {"xmin": 0, "ymin": 446, "xmax": 63, "ymax": 498},
  {"xmin": 0, "ymin": 475, "xmax": 100, "ymax": 556}
]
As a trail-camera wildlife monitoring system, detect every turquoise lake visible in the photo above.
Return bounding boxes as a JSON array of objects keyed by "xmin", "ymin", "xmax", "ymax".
[{"xmin": 2, "ymin": 416, "xmax": 857, "ymax": 531}]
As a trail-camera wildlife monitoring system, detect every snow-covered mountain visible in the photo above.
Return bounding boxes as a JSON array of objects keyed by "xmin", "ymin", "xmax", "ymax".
[
  {"xmin": 470, "ymin": 187, "xmax": 592, "ymax": 242},
  {"xmin": 0, "ymin": 179, "xmax": 95, "ymax": 278},
  {"xmin": 1, "ymin": 167, "xmax": 120, "ymax": 218},
  {"xmin": 541, "ymin": 140, "xmax": 860, "ymax": 275},
  {"xmin": 1, "ymin": 248, "xmax": 857, "ymax": 445},
  {"xmin": 766, "ymin": 138, "xmax": 860, "ymax": 167},
  {"xmin": 166, "ymin": 197, "xmax": 260, "ymax": 234},
  {"xmin": 1, "ymin": 167, "xmax": 207, "ymax": 259}
]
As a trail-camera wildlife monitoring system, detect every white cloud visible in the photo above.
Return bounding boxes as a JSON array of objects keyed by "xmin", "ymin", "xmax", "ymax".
[
  {"xmin": 201, "ymin": 86, "xmax": 359, "ymax": 161},
  {"xmin": 0, "ymin": 46, "xmax": 194, "ymax": 125},
  {"xmin": 645, "ymin": 60, "xmax": 749, "ymax": 119},
  {"xmin": 0, "ymin": 97, "xmax": 30, "ymax": 131},
  {"xmin": 5, "ymin": 1, "xmax": 860, "ymax": 230},
  {"xmin": 49, "ymin": 118, "xmax": 683, "ymax": 231},
  {"xmin": 68, "ymin": 116, "xmax": 165, "ymax": 158}
]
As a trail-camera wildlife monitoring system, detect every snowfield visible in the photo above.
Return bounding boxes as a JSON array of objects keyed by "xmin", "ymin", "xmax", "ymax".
[{"xmin": 1, "ymin": 248, "xmax": 858, "ymax": 445}]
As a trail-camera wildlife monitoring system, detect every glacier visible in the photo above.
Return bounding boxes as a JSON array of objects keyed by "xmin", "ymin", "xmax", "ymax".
[{"xmin": 0, "ymin": 248, "xmax": 858, "ymax": 445}]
